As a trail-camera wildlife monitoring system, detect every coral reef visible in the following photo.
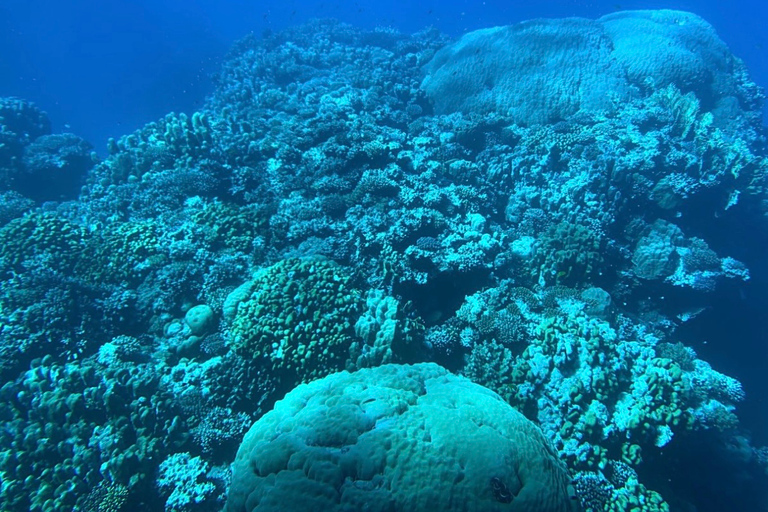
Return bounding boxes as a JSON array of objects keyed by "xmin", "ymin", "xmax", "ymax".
[
  {"xmin": 0, "ymin": 9, "xmax": 766, "ymax": 512},
  {"xmin": 227, "ymin": 363, "xmax": 578, "ymax": 512}
]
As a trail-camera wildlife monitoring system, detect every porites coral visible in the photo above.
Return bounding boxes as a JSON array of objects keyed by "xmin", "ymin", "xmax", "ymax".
[{"xmin": 226, "ymin": 363, "xmax": 578, "ymax": 512}]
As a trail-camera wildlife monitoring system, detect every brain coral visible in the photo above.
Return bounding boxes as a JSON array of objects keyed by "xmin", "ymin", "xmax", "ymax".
[{"xmin": 226, "ymin": 363, "xmax": 577, "ymax": 512}]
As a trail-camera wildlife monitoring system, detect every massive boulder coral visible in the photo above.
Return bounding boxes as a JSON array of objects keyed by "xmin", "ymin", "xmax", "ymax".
[
  {"xmin": 0, "ymin": 351, "xmax": 187, "ymax": 511},
  {"xmin": 226, "ymin": 257, "xmax": 423, "ymax": 393},
  {"xmin": 226, "ymin": 363, "xmax": 578, "ymax": 512},
  {"xmin": 0, "ymin": 97, "xmax": 94, "ymax": 204},
  {"xmin": 226, "ymin": 257, "xmax": 365, "ymax": 385},
  {"xmin": 19, "ymin": 133, "xmax": 94, "ymax": 203},
  {"xmin": 0, "ymin": 97, "xmax": 52, "ymax": 194},
  {"xmin": 421, "ymin": 10, "xmax": 759, "ymax": 126}
]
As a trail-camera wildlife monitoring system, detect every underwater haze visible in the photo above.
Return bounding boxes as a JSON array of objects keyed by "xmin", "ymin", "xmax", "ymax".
[
  {"xmin": 2, "ymin": 0, "xmax": 768, "ymax": 148},
  {"xmin": 0, "ymin": 1, "xmax": 767, "ymax": 511}
]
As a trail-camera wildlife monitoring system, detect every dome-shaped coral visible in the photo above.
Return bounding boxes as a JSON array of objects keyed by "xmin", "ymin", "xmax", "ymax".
[
  {"xmin": 227, "ymin": 257, "xmax": 364, "ymax": 385},
  {"xmin": 227, "ymin": 363, "xmax": 577, "ymax": 512}
]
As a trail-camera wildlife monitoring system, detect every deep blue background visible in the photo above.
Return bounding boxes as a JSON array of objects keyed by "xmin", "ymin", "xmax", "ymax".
[
  {"xmin": 1, "ymin": 0, "xmax": 766, "ymax": 150},
  {"xmin": 1, "ymin": 0, "xmax": 766, "ymax": 441}
]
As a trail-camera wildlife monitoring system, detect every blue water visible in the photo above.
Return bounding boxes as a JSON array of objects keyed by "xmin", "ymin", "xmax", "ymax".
[
  {"xmin": 1, "ymin": 1, "xmax": 767, "ymax": 511},
  {"xmin": 2, "ymin": 0, "xmax": 766, "ymax": 149}
]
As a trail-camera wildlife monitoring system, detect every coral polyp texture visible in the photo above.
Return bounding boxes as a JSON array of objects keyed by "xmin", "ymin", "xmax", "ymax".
[
  {"xmin": 0, "ymin": 8, "xmax": 766, "ymax": 512},
  {"xmin": 226, "ymin": 257, "xmax": 365, "ymax": 385},
  {"xmin": 226, "ymin": 363, "xmax": 578, "ymax": 512}
]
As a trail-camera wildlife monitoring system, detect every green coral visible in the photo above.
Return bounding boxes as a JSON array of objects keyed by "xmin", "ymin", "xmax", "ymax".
[
  {"xmin": 609, "ymin": 476, "xmax": 668, "ymax": 512},
  {"xmin": 0, "ymin": 212, "xmax": 87, "ymax": 273},
  {"xmin": 618, "ymin": 357, "xmax": 687, "ymax": 436},
  {"xmin": 190, "ymin": 200, "xmax": 271, "ymax": 253},
  {"xmin": 100, "ymin": 111, "xmax": 214, "ymax": 184},
  {"xmin": 83, "ymin": 220, "xmax": 165, "ymax": 285},
  {"xmin": 228, "ymin": 257, "xmax": 365, "ymax": 385},
  {"xmin": 466, "ymin": 308, "xmax": 691, "ymax": 468},
  {"xmin": 463, "ymin": 339, "xmax": 517, "ymax": 403},
  {"xmin": 0, "ymin": 212, "xmax": 165, "ymax": 289},
  {"xmin": 465, "ymin": 308, "xmax": 682, "ymax": 510},
  {"xmin": 515, "ymin": 312, "xmax": 620, "ymax": 406},
  {"xmin": 0, "ymin": 354, "xmax": 184, "ymax": 511},
  {"xmin": 534, "ymin": 220, "xmax": 604, "ymax": 286},
  {"xmin": 81, "ymin": 481, "xmax": 129, "ymax": 512}
]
